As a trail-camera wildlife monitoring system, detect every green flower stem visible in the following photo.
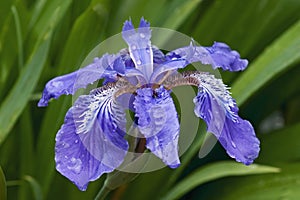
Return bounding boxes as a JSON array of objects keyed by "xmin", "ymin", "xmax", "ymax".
[{"xmin": 94, "ymin": 186, "xmax": 111, "ymax": 200}]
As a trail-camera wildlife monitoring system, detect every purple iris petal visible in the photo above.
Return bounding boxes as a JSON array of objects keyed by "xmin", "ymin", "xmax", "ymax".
[
  {"xmin": 167, "ymin": 42, "xmax": 248, "ymax": 71},
  {"xmin": 122, "ymin": 18, "xmax": 153, "ymax": 80},
  {"xmin": 113, "ymin": 56, "xmax": 126, "ymax": 75},
  {"xmin": 55, "ymin": 85, "xmax": 128, "ymax": 190},
  {"xmin": 38, "ymin": 54, "xmax": 119, "ymax": 107},
  {"xmin": 152, "ymin": 46, "xmax": 166, "ymax": 66},
  {"xmin": 150, "ymin": 59, "xmax": 187, "ymax": 83},
  {"xmin": 133, "ymin": 86, "xmax": 180, "ymax": 168},
  {"xmin": 192, "ymin": 73, "xmax": 259, "ymax": 164},
  {"xmin": 219, "ymin": 116, "xmax": 260, "ymax": 165}
]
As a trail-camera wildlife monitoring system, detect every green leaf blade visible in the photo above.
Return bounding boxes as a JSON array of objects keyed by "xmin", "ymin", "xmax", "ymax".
[
  {"xmin": 232, "ymin": 19, "xmax": 300, "ymax": 105},
  {"xmin": 162, "ymin": 161, "xmax": 279, "ymax": 200},
  {"xmin": 23, "ymin": 176, "xmax": 43, "ymax": 200},
  {"xmin": 205, "ymin": 163, "xmax": 300, "ymax": 200},
  {"xmin": 0, "ymin": 166, "xmax": 6, "ymax": 200},
  {"xmin": 0, "ymin": 33, "xmax": 51, "ymax": 145}
]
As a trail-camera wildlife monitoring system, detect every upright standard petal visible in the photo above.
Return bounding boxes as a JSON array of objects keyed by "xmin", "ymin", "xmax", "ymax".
[
  {"xmin": 167, "ymin": 42, "xmax": 248, "ymax": 71},
  {"xmin": 149, "ymin": 59, "xmax": 187, "ymax": 83},
  {"xmin": 122, "ymin": 18, "xmax": 153, "ymax": 80},
  {"xmin": 189, "ymin": 72, "xmax": 259, "ymax": 164},
  {"xmin": 133, "ymin": 86, "xmax": 180, "ymax": 168},
  {"xmin": 55, "ymin": 83, "xmax": 129, "ymax": 190},
  {"xmin": 38, "ymin": 54, "xmax": 119, "ymax": 107}
]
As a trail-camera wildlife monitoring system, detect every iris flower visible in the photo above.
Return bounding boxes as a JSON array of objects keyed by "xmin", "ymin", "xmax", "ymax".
[{"xmin": 38, "ymin": 18, "xmax": 260, "ymax": 190}]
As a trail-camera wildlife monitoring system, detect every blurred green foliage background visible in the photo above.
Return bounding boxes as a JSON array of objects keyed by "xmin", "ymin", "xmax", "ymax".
[{"xmin": 1, "ymin": 0, "xmax": 300, "ymax": 199}]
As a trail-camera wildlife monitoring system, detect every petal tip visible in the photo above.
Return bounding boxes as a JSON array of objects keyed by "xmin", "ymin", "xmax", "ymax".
[
  {"xmin": 169, "ymin": 162, "xmax": 181, "ymax": 169},
  {"xmin": 139, "ymin": 17, "xmax": 150, "ymax": 28},
  {"xmin": 37, "ymin": 99, "xmax": 48, "ymax": 107},
  {"xmin": 123, "ymin": 19, "xmax": 135, "ymax": 32},
  {"xmin": 37, "ymin": 91, "xmax": 51, "ymax": 107}
]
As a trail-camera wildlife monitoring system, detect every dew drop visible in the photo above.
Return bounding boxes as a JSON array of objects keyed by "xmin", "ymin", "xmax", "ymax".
[
  {"xmin": 74, "ymin": 139, "xmax": 79, "ymax": 144},
  {"xmin": 63, "ymin": 142, "xmax": 70, "ymax": 148},
  {"xmin": 136, "ymin": 60, "xmax": 142, "ymax": 65},
  {"xmin": 52, "ymin": 81, "xmax": 63, "ymax": 88},
  {"xmin": 131, "ymin": 45, "xmax": 137, "ymax": 50},
  {"xmin": 140, "ymin": 33, "xmax": 145, "ymax": 38},
  {"xmin": 67, "ymin": 157, "xmax": 82, "ymax": 174},
  {"xmin": 231, "ymin": 141, "xmax": 237, "ymax": 148}
]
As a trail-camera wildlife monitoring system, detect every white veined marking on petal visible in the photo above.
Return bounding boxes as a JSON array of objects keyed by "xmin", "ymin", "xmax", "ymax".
[
  {"xmin": 75, "ymin": 86, "xmax": 116, "ymax": 134},
  {"xmin": 192, "ymin": 73, "xmax": 237, "ymax": 120}
]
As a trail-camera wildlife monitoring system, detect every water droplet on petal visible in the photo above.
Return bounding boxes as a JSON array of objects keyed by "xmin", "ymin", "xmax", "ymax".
[
  {"xmin": 63, "ymin": 142, "xmax": 70, "ymax": 148},
  {"xmin": 136, "ymin": 60, "xmax": 142, "ymax": 65},
  {"xmin": 231, "ymin": 141, "xmax": 237, "ymax": 148},
  {"xmin": 131, "ymin": 45, "xmax": 137, "ymax": 50},
  {"xmin": 140, "ymin": 33, "xmax": 145, "ymax": 38},
  {"xmin": 67, "ymin": 157, "xmax": 82, "ymax": 174},
  {"xmin": 75, "ymin": 140, "xmax": 79, "ymax": 144}
]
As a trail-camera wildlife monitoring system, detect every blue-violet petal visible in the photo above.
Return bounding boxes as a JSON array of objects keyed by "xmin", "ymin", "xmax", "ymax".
[
  {"xmin": 192, "ymin": 73, "xmax": 260, "ymax": 164},
  {"xmin": 134, "ymin": 86, "xmax": 180, "ymax": 168},
  {"xmin": 38, "ymin": 54, "xmax": 119, "ymax": 107},
  {"xmin": 55, "ymin": 84, "xmax": 128, "ymax": 190},
  {"xmin": 122, "ymin": 18, "xmax": 153, "ymax": 80},
  {"xmin": 167, "ymin": 42, "xmax": 248, "ymax": 71}
]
